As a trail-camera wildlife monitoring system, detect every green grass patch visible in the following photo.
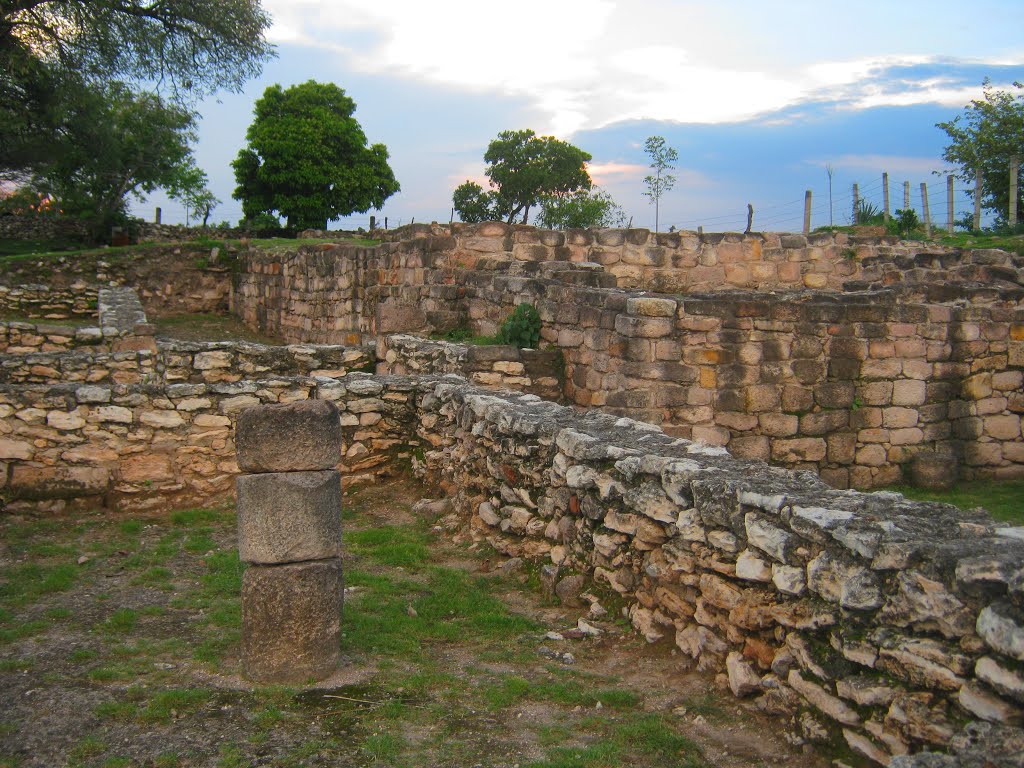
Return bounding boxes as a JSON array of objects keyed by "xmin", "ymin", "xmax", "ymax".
[
  {"xmin": 361, "ymin": 732, "xmax": 406, "ymax": 764},
  {"xmin": 481, "ymin": 674, "xmax": 639, "ymax": 712},
  {"xmin": 139, "ymin": 688, "xmax": 215, "ymax": 723},
  {"xmin": 892, "ymin": 479, "xmax": 1024, "ymax": 525},
  {"xmin": 0, "ymin": 562, "xmax": 80, "ymax": 606},
  {"xmin": 344, "ymin": 566, "xmax": 537, "ymax": 657},
  {"xmin": 346, "ymin": 525, "xmax": 431, "ymax": 568},
  {"xmin": 97, "ymin": 608, "xmax": 138, "ymax": 636}
]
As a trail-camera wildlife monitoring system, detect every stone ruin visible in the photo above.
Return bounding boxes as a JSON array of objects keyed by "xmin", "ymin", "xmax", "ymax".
[{"xmin": 0, "ymin": 224, "xmax": 1023, "ymax": 765}]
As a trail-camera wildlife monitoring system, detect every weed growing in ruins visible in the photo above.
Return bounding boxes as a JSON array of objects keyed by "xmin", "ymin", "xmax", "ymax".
[{"xmin": 497, "ymin": 302, "xmax": 542, "ymax": 349}]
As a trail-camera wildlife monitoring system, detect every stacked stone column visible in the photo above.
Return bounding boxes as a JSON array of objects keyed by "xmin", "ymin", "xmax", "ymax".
[{"xmin": 234, "ymin": 400, "xmax": 344, "ymax": 684}]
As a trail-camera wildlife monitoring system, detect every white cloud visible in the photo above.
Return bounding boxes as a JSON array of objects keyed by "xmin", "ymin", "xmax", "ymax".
[{"xmin": 262, "ymin": 0, "xmax": 1023, "ymax": 135}]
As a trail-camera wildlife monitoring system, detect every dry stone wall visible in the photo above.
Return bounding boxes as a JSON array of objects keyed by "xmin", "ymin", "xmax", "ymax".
[
  {"xmin": 0, "ymin": 246, "xmax": 233, "ymax": 318},
  {"xmin": 0, "ymin": 373, "xmax": 418, "ymax": 512},
  {"xmin": 411, "ymin": 378, "xmax": 1024, "ymax": 766},
  {"xmin": 232, "ymin": 231, "xmax": 1024, "ymax": 488},
  {"xmin": 377, "ymin": 334, "xmax": 563, "ymax": 401}
]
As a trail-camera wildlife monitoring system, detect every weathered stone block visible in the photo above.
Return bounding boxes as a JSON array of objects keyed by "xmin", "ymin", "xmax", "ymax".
[
  {"xmin": 236, "ymin": 400, "xmax": 342, "ymax": 473},
  {"xmin": 237, "ymin": 470, "xmax": 342, "ymax": 564},
  {"xmin": 241, "ymin": 559, "xmax": 342, "ymax": 683}
]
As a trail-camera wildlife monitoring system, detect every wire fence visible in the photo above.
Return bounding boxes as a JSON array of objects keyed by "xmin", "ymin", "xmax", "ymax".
[{"xmin": 665, "ymin": 165, "xmax": 1020, "ymax": 235}]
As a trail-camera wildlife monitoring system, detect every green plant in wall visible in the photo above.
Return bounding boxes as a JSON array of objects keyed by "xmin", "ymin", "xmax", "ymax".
[
  {"xmin": 892, "ymin": 208, "xmax": 920, "ymax": 237},
  {"xmin": 496, "ymin": 304, "xmax": 541, "ymax": 349}
]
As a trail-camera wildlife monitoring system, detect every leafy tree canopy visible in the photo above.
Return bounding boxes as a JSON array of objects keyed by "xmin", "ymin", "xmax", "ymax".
[
  {"xmin": 535, "ymin": 188, "xmax": 626, "ymax": 230},
  {"xmin": 937, "ymin": 79, "xmax": 1024, "ymax": 226},
  {"xmin": 232, "ymin": 81, "xmax": 400, "ymax": 230},
  {"xmin": 1, "ymin": 0, "xmax": 273, "ymax": 177},
  {"xmin": 453, "ymin": 129, "xmax": 592, "ymax": 224},
  {"xmin": 26, "ymin": 82, "xmax": 200, "ymax": 241},
  {"xmin": 1, "ymin": 0, "xmax": 273, "ymax": 98}
]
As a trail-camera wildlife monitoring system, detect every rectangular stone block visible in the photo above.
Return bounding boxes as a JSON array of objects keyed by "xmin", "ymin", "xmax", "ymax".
[
  {"xmin": 242, "ymin": 559, "xmax": 343, "ymax": 684},
  {"xmin": 237, "ymin": 470, "xmax": 342, "ymax": 564},
  {"xmin": 236, "ymin": 399, "xmax": 342, "ymax": 473}
]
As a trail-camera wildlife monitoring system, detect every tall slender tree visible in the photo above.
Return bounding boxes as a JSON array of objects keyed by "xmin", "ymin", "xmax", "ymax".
[{"xmin": 643, "ymin": 136, "xmax": 678, "ymax": 232}]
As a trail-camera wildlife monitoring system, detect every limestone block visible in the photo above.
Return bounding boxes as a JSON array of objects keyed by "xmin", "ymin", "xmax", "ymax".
[
  {"xmin": 241, "ymin": 559, "xmax": 343, "ymax": 683},
  {"xmin": 9, "ymin": 465, "xmax": 109, "ymax": 499},
  {"xmin": 625, "ymin": 296, "xmax": 677, "ymax": 317},
  {"xmin": 140, "ymin": 410, "xmax": 185, "ymax": 429},
  {"xmin": 0, "ymin": 438, "xmax": 34, "ymax": 460},
  {"xmin": 976, "ymin": 656, "xmax": 1024, "ymax": 703},
  {"xmin": 736, "ymin": 549, "xmax": 772, "ymax": 581},
  {"xmin": 977, "ymin": 602, "xmax": 1024, "ymax": 661},
  {"xmin": 237, "ymin": 470, "xmax": 342, "ymax": 564},
  {"xmin": 807, "ymin": 552, "xmax": 881, "ymax": 610},
  {"xmin": 788, "ymin": 670, "xmax": 860, "ymax": 726},
  {"xmin": 957, "ymin": 682, "xmax": 1022, "ymax": 724},
  {"xmin": 726, "ymin": 651, "xmax": 762, "ymax": 697},
  {"xmin": 236, "ymin": 400, "xmax": 342, "ymax": 473}
]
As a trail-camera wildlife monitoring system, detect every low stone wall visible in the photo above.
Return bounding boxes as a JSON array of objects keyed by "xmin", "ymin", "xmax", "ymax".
[
  {"xmin": 412, "ymin": 379, "xmax": 1024, "ymax": 766},
  {"xmin": 374, "ymin": 222, "xmax": 1024, "ymax": 294},
  {"xmin": 377, "ymin": 334, "xmax": 563, "ymax": 401},
  {"xmin": 0, "ymin": 283, "xmax": 98, "ymax": 319},
  {"xmin": 0, "ymin": 321, "xmax": 133, "ymax": 355},
  {"xmin": 0, "ymin": 246, "xmax": 233, "ymax": 318},
  {"xmin": 0, "ymin": 374, "xmax": 418, "ymax": 513},
  {"xmin": 0, "ymin": 340, "xmax": 375, "ymax": 387}
]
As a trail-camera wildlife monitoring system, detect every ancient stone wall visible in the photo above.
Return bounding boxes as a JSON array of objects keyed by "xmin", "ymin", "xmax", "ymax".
[
  {"xmin": 0, "ymin": 339, "xmax": 374, "ymax": 386},
  {"xmin": 374, "ymin": 222, "xmax": 980, "ymax": 292},
  {"xmin": 0, "ymin": 320, "xmax": 133, "ymax": 354},
  {"xmin": 0, "ymin": 246, "xmax": 233, "ymax": 318},
  {"xmin": 0, "ymin": 373, "xmax": 417, "ymax": 513},
  {"xmin": 232, "ymin": 232, "xmax": 1024, "ymax": 487},
  {"xmin": 377, "ymin": 334, "xmax": 563, "ymax": 401},
  {"xmin": 411, "ymin": 379, "xmax": 1024, "ymax": 766}
]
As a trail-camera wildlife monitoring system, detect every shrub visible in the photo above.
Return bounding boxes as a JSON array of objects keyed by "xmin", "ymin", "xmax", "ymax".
[
  {"xmin": 891, "ymin": 208, "xmax": 920, "ymax": 237},
  {"xmin": 496, "ymin": 303, "xmax": 541, "ymax": 349}
]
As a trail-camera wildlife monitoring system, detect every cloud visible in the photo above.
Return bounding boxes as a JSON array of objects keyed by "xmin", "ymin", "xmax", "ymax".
[
  {"xmin": 587, "ymin": 162, "xmax": 646, "ymax": 184},
  {"xmin": 262, "ymin": 0, "xmax": 1022, "ymax": 136}
]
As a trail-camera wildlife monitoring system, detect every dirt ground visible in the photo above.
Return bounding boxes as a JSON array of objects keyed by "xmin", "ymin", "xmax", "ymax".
[{"xmin": 0, "ymin": 475, "xmax": 831, "ymax": 768}]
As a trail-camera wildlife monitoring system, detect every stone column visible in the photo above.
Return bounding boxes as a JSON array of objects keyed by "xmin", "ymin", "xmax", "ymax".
[{"xmin": 234, "ymin": 399, "xmax": 344, "ymax": 684}]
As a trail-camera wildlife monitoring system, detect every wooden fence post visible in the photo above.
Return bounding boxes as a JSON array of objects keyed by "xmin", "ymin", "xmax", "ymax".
[
  {"xmin": 882, "ymin": 173, "xmax": 890, "ymax": 224},
  {"xmin": 852, "ymin": 183, "xmax": 860, "ymax": 224},
  {"xmin": 803, "ymin": 190, "xmax": 812, "ymax": 234},
  {"xmin": 904, "ymin": 181, "xmax": 910, "ymax": 211},
  {"xmin": 947, "ymin": 175, "xmax": 955, "ymax": 235},
  {"xmin": 921, "ymin": 182, "xmax": 932, "ymax": 237}
]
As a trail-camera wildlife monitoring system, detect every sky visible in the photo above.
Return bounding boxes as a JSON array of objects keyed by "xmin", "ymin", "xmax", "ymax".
[{"xmin": 139, "ymin": 0, "xmax": 1024, "ymax": 233}]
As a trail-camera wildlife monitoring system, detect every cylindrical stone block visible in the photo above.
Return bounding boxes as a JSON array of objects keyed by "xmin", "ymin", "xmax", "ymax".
[
  {"xmin": 235, "ymin": 400, "xmax": 342, "ymax": 473},
  {"xmin": 241, "ymin": 559, "xmax": 343, "ymax": 684},
  {"xmin": 236, "ymin": 470, "xmax": 342, "ymax": 565}
]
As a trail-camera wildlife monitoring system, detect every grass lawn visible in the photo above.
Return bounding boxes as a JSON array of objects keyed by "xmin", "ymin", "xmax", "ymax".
[
  {"xmin": 892, "ymin": 479, "xmax": 1024, "ymax": 526},
  {"xmin": 1, "ymin": 477, "xmax": 800, "ymax": 768}
]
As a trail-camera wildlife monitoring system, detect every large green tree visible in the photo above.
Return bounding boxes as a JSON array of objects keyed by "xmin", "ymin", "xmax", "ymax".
[
  {"xmin": 1, "ymin": 0, "xmax": 273, "ymax": 176},
  {"xmin": 534, "ymin": 188, "xmax": 626, "ymax": 230},
  {"xmin": 453, "ymin": 129, "xmax": 592, "ymax": 225},
  {"xmin": 232, "ymin": 81, "xmax": 400, "ymax": 230},
  {"xmin": 28, "ymin": 82, "xmax": 200, "ymax": 241},
  {"xmin": 937, "ymin": 80, "xmax": 1024, "ymax": 227}
]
